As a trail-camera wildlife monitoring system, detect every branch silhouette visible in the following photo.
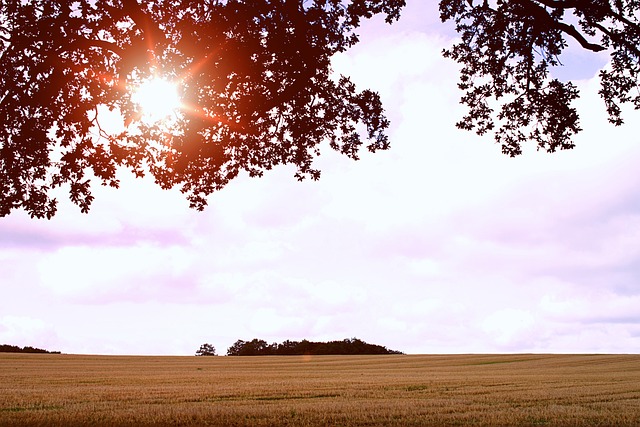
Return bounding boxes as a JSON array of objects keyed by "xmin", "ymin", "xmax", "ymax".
[
  {"xmin": 0, "ymin": 0, "xmax": 402, "ymax": 218},
  {"xmin": 1, "ymin": 0, "xmax": 639, "ymax": 218},
  {"xmin": 441, "ymin": 0, "xmax": 640, "ymax": 155}
]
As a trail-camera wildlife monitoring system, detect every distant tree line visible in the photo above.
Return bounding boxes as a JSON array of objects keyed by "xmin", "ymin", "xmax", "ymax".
[
  {"xmin": 226, "ymin": 338, "xmax": 403, "ymax": 356},
  {"xmin": 0, "ymin": 344, "xmax": 60, "ymax": 354}
]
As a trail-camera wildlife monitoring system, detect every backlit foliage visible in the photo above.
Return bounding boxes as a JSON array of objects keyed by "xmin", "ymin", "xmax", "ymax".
[
  {"xmin": 440, "ymin": 0, "xmax": 640, "ymax": 156},
  {"xmin": 3, "ymin": 1, "xmax": 640, "ymax": 218},
  {"xmin": 0, "ymin": 0, "xmax": 404, "ymax": 218}
]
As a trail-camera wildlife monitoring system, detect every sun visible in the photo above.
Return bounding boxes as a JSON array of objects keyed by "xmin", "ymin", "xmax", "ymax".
[{"xmin": 131, "ymin": 77, "xmax": 181, "ymax": 124}]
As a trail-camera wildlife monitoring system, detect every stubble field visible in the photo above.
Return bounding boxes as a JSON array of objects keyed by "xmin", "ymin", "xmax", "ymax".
[{"xmin": 1, "ymin": 353, "xmax": 639, "ymax": 426}]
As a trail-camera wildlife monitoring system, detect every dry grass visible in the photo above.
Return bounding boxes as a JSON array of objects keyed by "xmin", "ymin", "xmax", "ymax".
[{"xmin": 1, "ymin": 353, "xmax": 639, "ymax": 426}]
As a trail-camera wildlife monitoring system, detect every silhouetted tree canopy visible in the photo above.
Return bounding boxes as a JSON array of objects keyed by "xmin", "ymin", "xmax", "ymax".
[
  {"xmin": 226, "ymin": 337, "xmax": 403, "ymax": 355},
  {"xmin": 1, "ymin": 0, "xmax": 403, "ymax": 218},
  {"xmin": 0, "ymin": 344, "xmax": 61, "ymax": 353},
  {"xmin": 3, "ymin": 1, "xmax": 639, "ymax": 218},
  {"xmin": 195, "ymin": 343, "xmax": 217, "ymax": 356},
  {"xmin": 440, "ymin": 0, "xmax": 640, "ymax": 156}
]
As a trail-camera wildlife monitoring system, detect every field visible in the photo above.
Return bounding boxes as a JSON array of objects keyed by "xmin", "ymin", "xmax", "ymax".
[{"xmin": 1, "ymin": 353, "xmax": 639, "ymax": 426}]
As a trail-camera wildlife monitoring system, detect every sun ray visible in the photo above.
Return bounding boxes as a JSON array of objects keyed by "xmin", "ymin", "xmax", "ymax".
[{"xmin": 131, "ymin": 77, "xmax": 181, "ymax": 124}]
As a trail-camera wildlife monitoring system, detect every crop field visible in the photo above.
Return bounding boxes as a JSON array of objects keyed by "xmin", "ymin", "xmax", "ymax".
[{"xmin": 1, "ymin": 353, "xmax": 639, "ymax": 426}]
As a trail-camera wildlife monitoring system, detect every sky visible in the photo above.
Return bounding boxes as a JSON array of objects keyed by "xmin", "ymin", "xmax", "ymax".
[{"xmin": 1, "ymin": 1, "xmax": 640, "ymax": 356}]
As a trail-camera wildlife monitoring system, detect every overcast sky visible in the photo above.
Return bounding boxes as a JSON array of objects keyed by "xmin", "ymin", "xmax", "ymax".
[{"xmin": 2, "ymin": 1, "xmax": 639, "ymax": 355}]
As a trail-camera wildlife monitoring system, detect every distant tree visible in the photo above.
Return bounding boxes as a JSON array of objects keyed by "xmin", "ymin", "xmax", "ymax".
[
  {"xmin": 226, "ymin": 337, "xmax": 403, "ymax": 356},
  {"xmin": 0, "ymin": 0, "xmax": 403, "ymax": 218},
  {"xmin": 277, "ymin": 339, "xmax": 302, "ymax": 355},
  {"xmin": 440, "ymin": 0, "xmax": 640, "ymax": 156},
  {"xmin": 0, "ymin": 344, "xmax": 61, "ymax": 354},
  {"xmin": 226, "ymin": 340, "xmax": 247, "ymax": 356},
  {"xmin": 0, "ymin": 344, "xmax": 28, "ymax": 353},
  {"xmin": 226, "ymin": 338, "xmax": 275, "ymax": 356},
  {"xmin": 195, "ymin": 343, "xmax": 217, "ymax": 356}
]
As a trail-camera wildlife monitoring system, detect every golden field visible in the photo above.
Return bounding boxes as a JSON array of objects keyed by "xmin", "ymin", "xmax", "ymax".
[{"xmin": 1, "ymin": 353, "xmax": 639, "ymax": 426}]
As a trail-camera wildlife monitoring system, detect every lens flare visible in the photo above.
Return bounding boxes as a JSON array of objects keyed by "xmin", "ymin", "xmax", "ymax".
[{"xmin": 132, "ymin": 78, "xmax": 181, "ymax": 123}]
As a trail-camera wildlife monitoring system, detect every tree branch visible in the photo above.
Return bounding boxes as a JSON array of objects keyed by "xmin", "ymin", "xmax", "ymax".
[
  {"xmin": 534, "ymin": 0, "xmax": 640, "ymax": 35},
  {"xmin": 555, "ymin": 21, "xmax": 606, "ymax": 52},
  {"xmin": 592, "ymin": 22, "xmax": 640, "ymax": 58},
  {"xmin": 532, "ymin": 0, "xmax": 581, "ymax": 10},
  {"xmin": 514, "ymin": 0, "xmax": 606, "ymax": 52},
  {"xmin": 601, "ymin": 6, "xmax": 640, "ymax": 33}
]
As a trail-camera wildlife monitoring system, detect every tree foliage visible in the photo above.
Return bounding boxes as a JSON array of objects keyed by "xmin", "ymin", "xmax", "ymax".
[
  {"xmin": 0, "ymin": 344, "xmax": 61, "ymax": 353},
  {"xmin": 226, "ymin": 337, "xmax": 403, "ymax": 355},
  {"xmin": 195, "ymin": 342, "xmax": 217, "ymax": 356},
  {"xmin": 3, "ymin": 1, "xmax": 640, "ymax": 218},
  {"xmin": 440, "ymin": 0, "xmax": 640, "ymax": 156},
  {"xmin": 0, "ymin": 0, "xmax": 404, "ymax": 218}
]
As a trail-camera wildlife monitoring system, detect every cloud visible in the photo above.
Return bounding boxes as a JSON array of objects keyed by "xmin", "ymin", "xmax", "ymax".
[
  {"xmin": 36, "ymin": 244, "xmax": 196, "ymax": 303},
  {"xmin": 0, "ymin": 316, "xmax": 59, "ymax": 349},
  {"xmin": 481, "ymin": 309, "xmax": 537, "ymax": 349}
]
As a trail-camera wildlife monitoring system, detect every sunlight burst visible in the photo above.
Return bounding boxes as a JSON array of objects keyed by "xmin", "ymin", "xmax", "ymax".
[{"xmin": 132, "ymin": 78, "xmax": 181, "ymax": 124}]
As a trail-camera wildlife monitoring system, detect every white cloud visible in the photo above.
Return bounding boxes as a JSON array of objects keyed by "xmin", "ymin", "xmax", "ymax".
[
  {"xmin": 0, "ymin": 316, "xmax": 59, "ymax": 349},
  {"xmin": 37, "ymin": 244, "xmax": 194, "ymax": 302},
  {"xmin": 482, "ymin": 309, "xmax": 536, "ymax": 348}
]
